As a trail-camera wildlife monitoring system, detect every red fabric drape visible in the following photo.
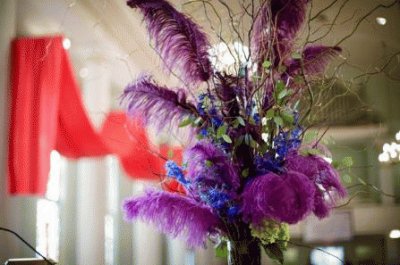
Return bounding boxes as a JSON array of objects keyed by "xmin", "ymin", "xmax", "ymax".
[{"xmin": 8, "ymin": 36, "xmax": 182, "ymax": 196}]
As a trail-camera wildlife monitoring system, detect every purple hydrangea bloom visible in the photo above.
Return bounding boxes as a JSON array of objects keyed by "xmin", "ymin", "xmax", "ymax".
[
  {"xmin": 184, "ymin": 141, "xmax": 240, "ymax": 191},
  {"xmin": 285, "ymin": 152, "xmax": 347, "ymax": 218},
  {"xmin": 123, "ymin": 189, "xmax": 220, "ymax": 247},
  {"xmin": 242, "ymin": 171, "xmax": 315, "ymax": 224}
]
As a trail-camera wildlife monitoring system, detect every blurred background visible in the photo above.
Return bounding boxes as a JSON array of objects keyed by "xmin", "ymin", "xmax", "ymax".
[{"xmin": 0, "ymin": 0, "xmax": 399, "ymax": 264}]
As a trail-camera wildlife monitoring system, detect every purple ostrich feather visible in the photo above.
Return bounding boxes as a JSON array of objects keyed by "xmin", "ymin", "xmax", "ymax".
[
  {"xmin": 184, "ymin": 140, "xmax": 240, "ymax": 191},
  {"xmin": 122, "ymin": 74, "xmax": 195, "ymax": 131},
  {"xmin": 285, "ymin": 152, "xmax": 347, "ymax": 218},
  {"xmin": 127, "ymin": 0, "xmax": 211, "ymax": 85},
  {"xmin": 123, "ymin": 189, "xmax": 220, "ymax": 247},
  {"xmin": 286, "ymin": 45, "xmax": 342, "ymax": 76},
  {"xmin": 250, "ymin": 1, "xmax": 272, "ymax": 64},
  {"xmin": 242, "ymin": 171, "xmax": 315, "ymax": 224},
  {"xmin": 251, "ymin": 0, "xmax": 309, "ymax": 65}
]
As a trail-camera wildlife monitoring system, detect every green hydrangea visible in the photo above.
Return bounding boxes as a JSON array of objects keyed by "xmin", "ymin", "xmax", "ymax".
[{"xmin": 250, "ymin": 220, "xmax": 290, "ymax": 249}]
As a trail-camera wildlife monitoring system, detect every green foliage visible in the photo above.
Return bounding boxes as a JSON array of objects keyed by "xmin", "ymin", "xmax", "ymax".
[
  {"xmin": 332, "ymin": 156, "xmax": 354, "ymax": 169},
  {"xmin": 250, "ymin": 220, "xmax": 290, "ymax": 248},
  {"xmin": 262, "ymin": 60, "xmax": 272, "ymax": 69},
  {"xmin": 263, "ymin": 243, "xmax": 284, "ymax": 264},
  {"xmin": 178, "ymin": 116, "xmax": 193, "ymax": 127},
  {"xmin": 222, "ymin": 134, "xmax": 232, "ymax": 143},
  {"xmin": 214, "ymin": 240, "xmax": 227, "ymax": 258},
  {"xmin": 241, "ymin": 168, "xmax": 249, "ymax": 178}
]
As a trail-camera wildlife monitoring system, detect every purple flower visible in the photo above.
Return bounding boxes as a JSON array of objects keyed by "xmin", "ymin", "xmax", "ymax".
[
  {"xmin": 285, "ymin": 152, "xmax": 347, "ymax": 218},
  {"xmin": 184, "ymin": 140, "xmax": 240, "ymax": 191},
  {"xmin": 242, "ymin": 171, "xmax": 315, "ymax": 224},
  {"xmin": 123, "ymin": 189, "xmax": 220, "ymax": 247}
]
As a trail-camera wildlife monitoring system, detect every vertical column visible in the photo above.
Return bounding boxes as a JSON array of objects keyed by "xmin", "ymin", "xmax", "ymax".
[
  {"xmin": 166, "ymin": 238, "xmax": 187, "ymax": 265},
  {"xmin": 131, "ymin": 182, "xmax": 163, "ymax": 265},
  {"xmin": 379, "ymin": 164, "xmax": 395, "ymax": 205},
  {"xmin": 76, "ymin": 61, "xmax": 111, "ymax": 265},
  {"xmin": 0, "ymin": 0, "xmax": 18, "ymax": 262}
]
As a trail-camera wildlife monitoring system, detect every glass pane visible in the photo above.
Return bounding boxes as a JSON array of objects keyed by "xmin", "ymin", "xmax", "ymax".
[
  {"xmin": 310, "ymin": 246, "xmax": 345, "ymax": 265},
  {"xmin": 36, "ymin": 200, "xmax": 60, "ymax": 261}
]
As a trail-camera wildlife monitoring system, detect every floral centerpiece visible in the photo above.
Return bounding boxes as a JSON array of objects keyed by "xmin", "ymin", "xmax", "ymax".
[{"xmin": 122, "ymin": 0, "xmax": 347, "ymax": 264}]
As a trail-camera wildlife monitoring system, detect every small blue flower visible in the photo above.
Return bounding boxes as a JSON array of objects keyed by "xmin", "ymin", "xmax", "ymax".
[
  {"xmin": 200, "ymin": 128, "xmax": 208, "ymax": 136},
  {"xmin": 227, "ymin": 205, "xmax": 240, "ymax": 218},
  {"xmin": 165, "ymin": 160, "xmax": 190, "ymax": 186},
  {"xmin": 253, "ymin": 113, "xmax": 260, "ymax": 125},
  {"xmin": 211, "ymin": 117, "xmax": 223, "ymax": 128}
]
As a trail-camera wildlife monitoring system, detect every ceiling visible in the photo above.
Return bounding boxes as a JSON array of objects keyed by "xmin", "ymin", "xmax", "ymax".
[{"xmin": 15, "ymin": 0, "xmax": 400, "ymax": 132}]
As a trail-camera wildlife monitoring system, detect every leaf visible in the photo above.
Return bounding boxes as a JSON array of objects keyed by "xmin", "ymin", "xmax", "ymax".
[
  {"xmin": 278, "ymin": 89, "xmax": 290, "ymax": 100},
  {"xmin": 278, "ymin": 65, "xmax": 287, "ymax": 73},
  {"xmin": 266, "ymin": 109, "xmax": 275, "ymax": 119},
  {"xmin": 217, "ymin": 125, "xmax": 228, "ymax": 138},
  {"xmin": 341, "ymin": 156, "xmax": 353, "ymax": 168},
  {"xmin": 293, "ymin": 100, "xmax": 300, "ymax": 110},
  {"xmin": 178, "ymin": 117, "xmax": 192, "ymax": 128},
  {"xmin": 273, "ymin": 116, "xmax": 283, "ymax": 127},
  {"xmin": 263, "ymin": 243, "xmax": 284, "ymax": 265},
  {"xmin": 215, "ymin": 241, "xmax": 227, "ymax": 258},
  {"xmin": 205, "ymin": 160, "xmax": 213, "ymax": 168},
  {"xmin": 276, "ymin": 81, "xmax": 285, "ymax": 92},
  {"xmin": 262, "ymin": 60, "xmax": 272, "ymax": 69},
  {"xmin": 194, "ymin": 117, "xmax": 203, "ymax": 125},
  {"xmin": 244, "ymin": 134, "xmax": 250, "ymax": 145},
  {"xmin": 342, "ymin": 174, "xmax": 352, "ymax": 184},
  {"xmin": 237, "ymin": 116, "xmax": 246, "ymax": 126},
  {"xmin": 307, "ymin": 149, "xmax": 323, "ymax": 156},
  {"xmin": 291, "ymin": 52, "xmax": 302, "ymax": 59},
  {"xmin": 241, "ymin": 168, "xmax": 249, "ymax": 178},
  {"xmin": 222, "ymin": 134, "xmax": 232, "ymax": 144},
  {"xmin": 281, "ymin": 110, "xmax": 294, "ymax": 124},
  {"xmin": 233, "ymin": 135, "xmax": 244, "ymax": 148},
  {"xmin": 303, "ymin": 131, "xmax": 318, "ymax": 143},
  {"xmin": 250, "ymin": 138, "xmax": 258, "ymax": 149}
]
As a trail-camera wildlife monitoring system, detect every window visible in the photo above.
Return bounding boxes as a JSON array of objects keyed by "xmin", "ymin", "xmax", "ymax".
[
  {"xmin": 310, "ymin": 246, "xmax": 345, "ymax": 265},
  {"xmin": 36, "ymin": 151, "xmax": 63, "ymax": 261}
]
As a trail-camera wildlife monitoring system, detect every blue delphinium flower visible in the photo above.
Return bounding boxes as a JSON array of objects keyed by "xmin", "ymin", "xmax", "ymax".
[
  {"xmin": 165, "ymin": 160, "xmax": 190, "ymax": 186},
  {"xmin": 254, "ymin": 153, "xmax": 284, "ymax": 175},
  {"xmin": 198, "ymin": 187, "xmax": 238, "ymax": 219}
]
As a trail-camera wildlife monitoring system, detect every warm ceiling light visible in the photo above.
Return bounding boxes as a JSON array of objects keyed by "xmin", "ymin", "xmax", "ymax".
[
  {"xmin": 62, "ymin": 38, "xmax": 71, "ymax": 50},
  {"xmin": 376, "ymin": 17, "xmax": 387, "ymax": 26},
  {"xmin": 389, "ymin": 229, "xmax": 400, "ymax": 239}
]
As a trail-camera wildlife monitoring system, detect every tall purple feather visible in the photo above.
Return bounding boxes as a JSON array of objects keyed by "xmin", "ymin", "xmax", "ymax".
[
  {"xmin": 286, "ymin": 45, "xmax": 342, "ymax": 76},
  {"xmin": 122, "ymin": 74, "xmax": 195, "ymax": 131},
  {"xmin": 251, "ymin": 0, "xmax": 309, "ymax": 64},
  {"xmin": 242, "ymin": 171, "xmax": 315, "ymax": 224},
  {"xmin": 127, "ymin": 0, "xmax": 211, "ymax": 85},
  {"xmin": 250, "ymin": 1, "xmax": 272, "ymax": 65},
  {"xmin": 123, "ymin": 189, "xmax": 220, "ymax": 247},
  {"xmin": 184, "ymin": 140, "xmax": 240, "ymax": 191}
]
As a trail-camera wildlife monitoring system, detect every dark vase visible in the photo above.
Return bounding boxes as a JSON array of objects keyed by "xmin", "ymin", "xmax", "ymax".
[
  {"xmin": 227, "ymin": 239, "xmax": 261, "ymax": 265},
  {"xmin": 226, "ymin": 221, "xmax": 261, "ymax": 265}
]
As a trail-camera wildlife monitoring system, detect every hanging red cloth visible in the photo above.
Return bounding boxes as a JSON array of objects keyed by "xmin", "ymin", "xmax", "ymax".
[
  {"xmin": 8, "ymin": 36, "xmax": 181, "ymax": 196},
  {"xmin": 8, "ymin": 37, "xmax": 64, "ymax": 195}
]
